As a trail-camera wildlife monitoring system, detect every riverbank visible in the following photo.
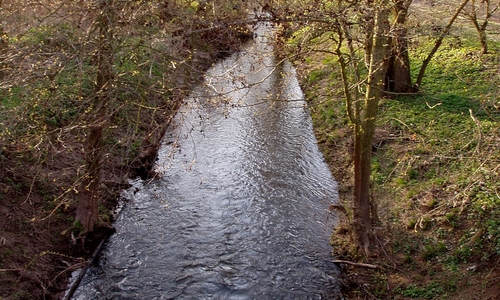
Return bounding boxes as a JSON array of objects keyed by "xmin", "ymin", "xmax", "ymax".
[
  {"xmin": 294, "ymin": 22, "xmax": 500, "ymax": 300},
  {"xmin": 0, "ymin": 3, "xmax": 252, "ymax": 298}
]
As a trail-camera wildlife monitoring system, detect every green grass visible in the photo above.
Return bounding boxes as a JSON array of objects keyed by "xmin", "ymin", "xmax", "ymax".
[
  {"xmin": 0, "ymin": 86, "xmax": 25, "ymax": 108},
  {"xmin": 486, "ymin": 219, "xmax": 500, "ymax": 255},
  {"xmin": 375, "ymin": 36, "xmax": 500, "ymax": 270},
  {"xmin": 397, "ymin": 282, "xmax": 444, "ymax": 299},
  {"xmin": 297, "ymin": 21, "xmax": 500, "ymax": 298}
]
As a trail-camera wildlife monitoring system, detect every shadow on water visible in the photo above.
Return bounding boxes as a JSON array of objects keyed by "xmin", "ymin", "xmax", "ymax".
[{"xmin": 69, "ymin": 19, "xmax": 343, "ymax": 300}]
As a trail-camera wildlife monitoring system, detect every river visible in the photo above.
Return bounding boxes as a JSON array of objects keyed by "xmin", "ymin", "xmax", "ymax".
[{"xmin": 70, "ymin": 19, "xmax": 343, "ymax": 300}]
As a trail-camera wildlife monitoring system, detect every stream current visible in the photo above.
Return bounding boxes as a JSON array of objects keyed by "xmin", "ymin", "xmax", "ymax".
[{"xmin": 71, "ymin": 20, "xmax": 342, "ymax": 299}]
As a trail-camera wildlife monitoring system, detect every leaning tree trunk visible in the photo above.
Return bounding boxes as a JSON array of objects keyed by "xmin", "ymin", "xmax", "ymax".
[
  {"xmin": 415, "ymin": 0, "xmax": 470, "ymax": 88},
  {"xmin": 352, "ymin": 0, "xmax": 390, "ymax": 255},
  {"xmin": 75, "ymin": 0, "xmax": 114, "ymax": 233}
]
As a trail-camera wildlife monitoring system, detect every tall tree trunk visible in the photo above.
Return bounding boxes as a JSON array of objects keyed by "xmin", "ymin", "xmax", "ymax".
[
  {"xmin": 352, "ymin": 0, "xmax": 390, "ymax": 255},
  {"xmin": 0, "ymin": 0, "xmax": 7, "ymax": 80},
  {"xmin": 75, "ymin": 0, "xmax": 114, "ymax": 233},
  {"xmin": 385, "ymin": 0, "xmax": 414, "ymax": 93},
  {"xmin": 363, "ymin": 1, "xmax": 375, "ymax": 68}
]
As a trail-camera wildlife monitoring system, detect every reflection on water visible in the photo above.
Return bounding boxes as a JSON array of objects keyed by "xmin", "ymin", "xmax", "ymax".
[{"xmin": 71, "ymin": 20, "xmax": 342, "ymax": 299}]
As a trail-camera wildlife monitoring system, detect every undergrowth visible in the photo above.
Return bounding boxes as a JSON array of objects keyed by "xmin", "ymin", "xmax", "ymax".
[
  {"xmin": 294, "ymin": 13, "xmax": 500, "ymax": 300},
  {"xmin": 0, "ymin": 1, "xmax": 251, "ymax": 298}
]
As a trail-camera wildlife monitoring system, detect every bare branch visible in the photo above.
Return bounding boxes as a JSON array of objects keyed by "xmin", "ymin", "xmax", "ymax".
[{"xmin": 332, "ymin": 259, "xmax": 387, "ymax": 271}]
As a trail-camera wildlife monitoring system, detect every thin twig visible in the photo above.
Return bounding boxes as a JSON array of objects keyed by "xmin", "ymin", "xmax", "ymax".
[
  {"xmin": 332, "ymin": 259, "xmax": 386, "ymax": 271},
  {"xmin": 49, "ymin": 261, "xmax": 87, "ymax": 289},
  {"xmin": 469, "ymin": 108, "xmax": 482, "ymax": 154},
  {"xmin": 22, "ymin": 160, "xmax": 42, "ymax": 206},
  {"xmin": 0, "ymin": 268, "xmax": 21, "ymax": 272},
  {"xmin": 381, "ymin": 262, "xmax": 410, "ymax": 278},
  {"xmin": 485, "ymin": 257, "xmax": 500, "ymax": 278},
  {"xmin": 358, "ymin": 283, "xmax": 380, "ymax": 300}
]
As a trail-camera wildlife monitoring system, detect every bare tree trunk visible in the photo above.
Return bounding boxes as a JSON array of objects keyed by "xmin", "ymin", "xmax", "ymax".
[
  {"xmin": 415, "ymin": 0, "xmax": 470, "ymax": 88},
  {"xmin": 462, "ymin": 0, "xmax": 498, "ymax": 54},
  {"xmin": 385, "ymin": 0, "xmax": 414, "ymax": 93},
  {"xmin": 476, "ymin": 23, "xmax": 488, "ymax": 54},
  {"xmin": 0, "ymin": 0, "xmax": 7, "ymax": 80},
  {"xmin": 352, "ymin": 0, "xmax": 390, "ymax": 255},
  {"xmin": 75, "ymin": 0, "xmax": 114, "ymax": 233},
  {"xmin": 363, "ymin": 1, "xmax": 375, "ymax": 68}
]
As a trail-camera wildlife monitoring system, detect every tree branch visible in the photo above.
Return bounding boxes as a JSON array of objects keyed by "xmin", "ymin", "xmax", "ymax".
[
  {"xmin": 415, "ymin": 0, "xmax": 471, "ymax": 87},
  {"xmin": 332, "ymin": 259, "xmax": 387, "ymax": 271}
]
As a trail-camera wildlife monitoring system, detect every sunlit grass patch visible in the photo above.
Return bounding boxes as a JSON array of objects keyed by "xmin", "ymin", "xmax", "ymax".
[
  {"xmin": 372, "ymin": 37, "xmax": 500, "ymax": 288},
  {"xmin": 299, "ymin": 15, "xmax": 500, "ymax": 298}
]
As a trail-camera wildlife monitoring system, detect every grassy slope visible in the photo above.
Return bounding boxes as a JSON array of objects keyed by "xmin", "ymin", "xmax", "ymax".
[{"xmin": 294, "ymin": 14, "xmax": 500, "ymax": 300}]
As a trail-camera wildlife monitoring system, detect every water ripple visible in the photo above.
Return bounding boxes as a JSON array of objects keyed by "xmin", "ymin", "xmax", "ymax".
[{"xmin": 71, "ymin": 20, "xmax": 342, "ymax": 300}]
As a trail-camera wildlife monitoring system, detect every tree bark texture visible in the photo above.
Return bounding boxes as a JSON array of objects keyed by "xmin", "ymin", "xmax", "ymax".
[
  {"xmin": 352, "ymin": 0, "xmax": 390, "ymax": 254},
  {"xmin": 385, "ymin": 0, "xmax": 414, "ymax": 93},
  {"xmin": 363, "ymin": 2, "xmax": 375, "ymax": 69},
  {"xmin": 75, "ymin": 0, "xmax": 114, "ymax": 233},
  {"xmin": 476, "ymin": 22, "xmax": 488, "ymax": 54},
  {"xmin": 0, "ymin": 0, "xmax": 7, "ymax": 80}
]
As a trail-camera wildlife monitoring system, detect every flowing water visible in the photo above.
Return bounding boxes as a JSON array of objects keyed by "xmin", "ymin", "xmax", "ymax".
[{"xmin": 70, "ymin": 20, "xmax": 342, "ymax": 299}]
